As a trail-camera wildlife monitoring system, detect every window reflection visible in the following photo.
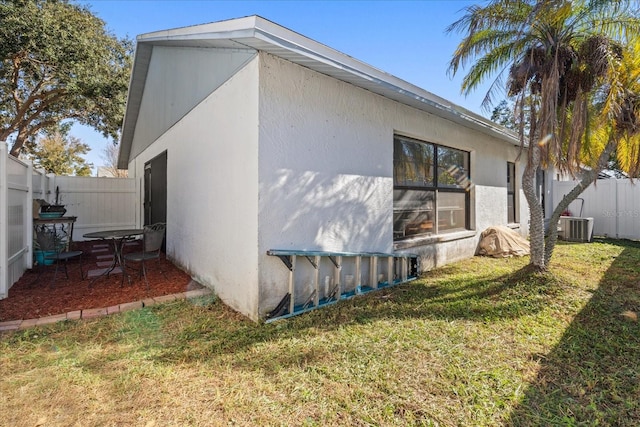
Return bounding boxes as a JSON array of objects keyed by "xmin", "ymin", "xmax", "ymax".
[{"xmin": 393, "ymin": 135, "xmax": 470, "ymax": 240}]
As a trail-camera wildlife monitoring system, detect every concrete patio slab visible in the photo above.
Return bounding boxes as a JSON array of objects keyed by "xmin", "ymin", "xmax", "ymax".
[
  {"xmin": 96, "ymin": 261, "xmax": 115, "ymax": 268},
  {"xmin": 87, "ymin": 267, "xmax": 122, "ymax": 278}
]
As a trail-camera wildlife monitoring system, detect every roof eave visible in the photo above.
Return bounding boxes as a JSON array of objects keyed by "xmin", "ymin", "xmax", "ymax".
[{"xmin": 118, "ymin": 16, "xmax": 519, "ymax": 168}]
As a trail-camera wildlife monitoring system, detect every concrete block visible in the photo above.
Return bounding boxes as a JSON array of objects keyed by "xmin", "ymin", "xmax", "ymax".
[
  {"xmin": 67, "ymin": 311, "xmax": 82, "ymax": 320},
  {"xmin": 106, "ymin": 305, "xmax": 120, "ymax": 315},
  {"xmin": 185, "ymin": 288, "xmax": 213, "ymax": 299},
  {"xmin": 0, "ymin": 320, "xmax": 22, "ymax": 332},
  {"xmin": 142, "ymin": 298, "xmax": 156, "ymax": 307},
  {"xmin": 120, "ymin": 301, "xmax": 143, "ymax": 312},
  {"xmin": 153, "ymin": 294, "xmax": 177, "ymax": 304},
  {"xmin": 36, "ymin": 314, "xmax": 68, "ymax": 326},
  {"xmin": 19, "ymin": 319, "xmax": 39, "ymax": 329},
  {"xmin": 82, "ymin": 307, "xmax": 107, "ymax": 319}
]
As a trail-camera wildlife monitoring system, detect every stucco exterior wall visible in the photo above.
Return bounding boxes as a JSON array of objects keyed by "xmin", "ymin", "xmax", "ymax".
[
  {"xmin": 127, "ymin": 48, "xmax": 529, "ymax": 321},
  {"xmin": 130, "ymin": 46, "xmax": 256, "ymax": 161},
  {"xmin": 129, "ymin": 55, "xmax": 261, "ymax": 320},
  {"xmin": 256, "ymin": 53, "xmax": 528, "ymax": 316}
]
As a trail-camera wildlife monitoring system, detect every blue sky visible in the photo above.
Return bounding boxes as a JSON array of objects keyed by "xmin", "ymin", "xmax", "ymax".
[{"xmin": 76, "ymin": 0, "xmax": 499, "ymax": 170}]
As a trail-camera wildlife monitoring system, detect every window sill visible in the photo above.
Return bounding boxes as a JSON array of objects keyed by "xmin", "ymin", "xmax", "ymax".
[
  {"xmin": 506, "ymin": 223, "xmax": 520, "ymax": 229},
  {"xmin": 393, "ymin": 230, "xmax": 477, "ymax": 250}
]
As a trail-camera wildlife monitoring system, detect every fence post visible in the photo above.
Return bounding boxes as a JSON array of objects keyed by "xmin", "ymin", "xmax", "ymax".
[
  {"xmin": 26, "ymin": 161, "xmax": 34, "ymax": 269},
  {"xmin": 0, "ymin": 142, "xmax": 8, "ymax": 298},
  {"xmin": 46, "ymin": 173, "xmax": 55, "ymax": 203},
  {"xmin": 615, "ymin": 179, "xmax": 620, "ymax": 238},
  {"xmin": 41, "ymin": 169, "xmax": 46, "ymax": 199}
]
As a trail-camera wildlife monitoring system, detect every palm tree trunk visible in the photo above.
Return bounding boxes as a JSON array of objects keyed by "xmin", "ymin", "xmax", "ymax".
[{"xmin": 522, "ymin": 144, "xmax": 546, "ymax": 270}]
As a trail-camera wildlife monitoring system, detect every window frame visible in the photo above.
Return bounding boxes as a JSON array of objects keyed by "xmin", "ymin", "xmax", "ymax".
[
  {"xmin": 393, "ymin": 135, "xmax": 470, "ymax": 241},
  {"xmin": 507, "ymin": 161, "xmax": 516, "ymax": 224}
]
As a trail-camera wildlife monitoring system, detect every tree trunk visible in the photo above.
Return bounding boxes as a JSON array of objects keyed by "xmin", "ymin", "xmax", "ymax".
[
  {"xmin": 543, "ymin": 138, "xmax": 617, "ymax": 264},
  {"xmin": 9, "ymin": 138, "xmax": 24, "ymax": 157},
  {"xmin": 8, "ymin": 127, "xmax": 27, "ymax": 157},
  {"xmin": 522, "ymin": 144, "xmax": 546, "ymax": 270}
]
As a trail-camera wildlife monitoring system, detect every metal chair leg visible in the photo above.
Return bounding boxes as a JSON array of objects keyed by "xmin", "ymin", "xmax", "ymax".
[
  {"xmin": 50, "ymin": 261, "xmax": 61, "ymax": 289},
  {"xmin": 49, "ymin": 256, "xmax": 68, "ymax": 288},
  {"xmin": 49, "ymin": 251, "xmax": 84, "ymax": 287}
]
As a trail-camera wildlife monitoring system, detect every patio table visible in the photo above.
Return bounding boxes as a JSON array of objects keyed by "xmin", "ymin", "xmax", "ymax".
[{"xmin": 83, "ymin": 229, "xmax": 144, "ymax": 286}]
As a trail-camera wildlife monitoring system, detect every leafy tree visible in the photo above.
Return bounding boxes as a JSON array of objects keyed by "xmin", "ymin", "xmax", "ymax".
[
  {"xmin": 448, "ymin": 0, "xmax": 640, "ymax": 271},
  {"xmin": 100, "ymin": 143, "xmax": 128, "ymax": 177},
  {"xmin": 25, "ymin": 130, "xmax": 92, "ymax": 176},
  {"xmin": 491, "ymin": 100, "xmax": 517, "ymax": 130},
  {"xmin": 491, "ymin": 98, "xmax": 533, "ymax": 136},
  {"xmin": 0, "ymin": 0, "xmax": 132, "ymax": 156}
]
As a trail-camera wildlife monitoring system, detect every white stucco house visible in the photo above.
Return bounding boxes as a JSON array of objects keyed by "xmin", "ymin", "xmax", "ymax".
[{"xmin": 117, "ymin": 16, "xmax": 529, "ymax": 322}]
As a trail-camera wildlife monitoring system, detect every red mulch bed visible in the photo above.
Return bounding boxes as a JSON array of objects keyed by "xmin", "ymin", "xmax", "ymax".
[{"xmin": 0, "ymin": 240, "xmax": 198, "ymax": 322}]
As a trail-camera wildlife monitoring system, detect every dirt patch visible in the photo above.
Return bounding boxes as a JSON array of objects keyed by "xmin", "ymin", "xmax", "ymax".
[{"xmin": 0, "ymin": 240, "xmax": 198, "ymax": 322}]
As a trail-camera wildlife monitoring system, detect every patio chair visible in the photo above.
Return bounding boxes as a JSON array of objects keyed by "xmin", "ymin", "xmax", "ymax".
[
  {"xmin": 123, "ymin": 223, "xmax": 167, "ymax": 290},
  {"xmin": 44, "ymin": 247, "xmax": 84, "ymax": 288}
]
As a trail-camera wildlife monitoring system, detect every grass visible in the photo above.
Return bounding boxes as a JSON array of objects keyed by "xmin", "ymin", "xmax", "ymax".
[{"xmin": 1, "ymin": 238, "xmax": 639, "ymax": 426}]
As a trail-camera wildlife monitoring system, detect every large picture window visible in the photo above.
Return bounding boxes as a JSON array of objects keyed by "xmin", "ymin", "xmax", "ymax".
[{"xmin": 393, "ymin": 135, "xmax": 470, "ymax": 240}]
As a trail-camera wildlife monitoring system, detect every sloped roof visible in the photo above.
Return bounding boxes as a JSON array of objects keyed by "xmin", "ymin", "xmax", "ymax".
[{"xmin": 118, "ymin": 15, "xmax": 519, "ymax": 168}]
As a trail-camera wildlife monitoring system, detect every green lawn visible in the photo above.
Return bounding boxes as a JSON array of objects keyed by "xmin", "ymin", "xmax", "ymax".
[{"xmin": 1, "ymin": 239, "xmax": 639, "ymax": 426}]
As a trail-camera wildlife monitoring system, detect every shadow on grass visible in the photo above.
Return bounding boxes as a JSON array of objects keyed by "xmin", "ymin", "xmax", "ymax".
[
  {"xmin": 146, "ymin": 260, "xmax": 563, "ymax": 366},
  {"xmin": 337, "ymin": 264, "xmax": 562, "ymax": 324},
  {"xmin": 5, "ymin": 240, "xmax": 639, "ymax": 425},
  {"xmin": 507, "ymin": 240, "xmax": 640, "ymax": 426}
]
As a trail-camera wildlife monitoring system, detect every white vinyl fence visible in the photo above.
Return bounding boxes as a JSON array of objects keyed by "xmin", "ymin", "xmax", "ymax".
[
  {"xmin": 1, "ymin": 141, "xmax": 139, "ymax": 299},
  {"xmin": 0, "ymin": 143, "xmax": 34, "ymax": 298},
  {"xmin": 553, "ymin": 179, "xmax": 640, "ymax": 240},
  {"xmin": 48, "ymin": 175, "xmax": 139, "ymax": 241}
]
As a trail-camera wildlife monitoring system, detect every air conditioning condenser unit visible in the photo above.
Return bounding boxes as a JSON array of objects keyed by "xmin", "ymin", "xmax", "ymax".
[{"xmin": 558, "ymin": 217, "xmax": 594, "ymax": 243}]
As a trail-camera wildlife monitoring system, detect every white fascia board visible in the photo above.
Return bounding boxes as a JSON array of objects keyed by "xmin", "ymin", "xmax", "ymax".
[
  {"xmin": 118, "ymin": 43, "xmax": 152, "ymax": 169},
  {"xmin": 137, "ymin": 15, "xmax": 259, "ymax": 42}
]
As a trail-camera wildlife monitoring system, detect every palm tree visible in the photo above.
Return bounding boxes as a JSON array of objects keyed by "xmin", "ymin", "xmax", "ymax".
[
  {"xmin": 544, "ymin": 38, "xmax": 640, "ymax": 260},
  {"xmin": 447, "ymin": 0, "xmax": 640, "ymax": 270}
]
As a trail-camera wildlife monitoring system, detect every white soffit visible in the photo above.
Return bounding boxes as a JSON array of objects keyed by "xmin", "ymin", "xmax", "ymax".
[{"xmin": 119, "ymin": 15, "xmax": 518, "ymax": 168}]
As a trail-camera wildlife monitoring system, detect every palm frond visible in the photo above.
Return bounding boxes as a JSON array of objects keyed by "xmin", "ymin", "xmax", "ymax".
[{"xmin": 448, "ymin": 0, "xmax": 640, "ymax": 176}]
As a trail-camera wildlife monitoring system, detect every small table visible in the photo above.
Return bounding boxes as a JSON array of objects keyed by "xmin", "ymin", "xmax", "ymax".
[
  {"xmin": 83, "ymin": 229, "xmax": 144, "ymax": 285},
  {"xmin": 33, "ymin": 216, "xmax": 77, "ymax": 251},
  {"xmin": 30, "ymin": 216, "xmax": 80, "ymax": 286}
]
